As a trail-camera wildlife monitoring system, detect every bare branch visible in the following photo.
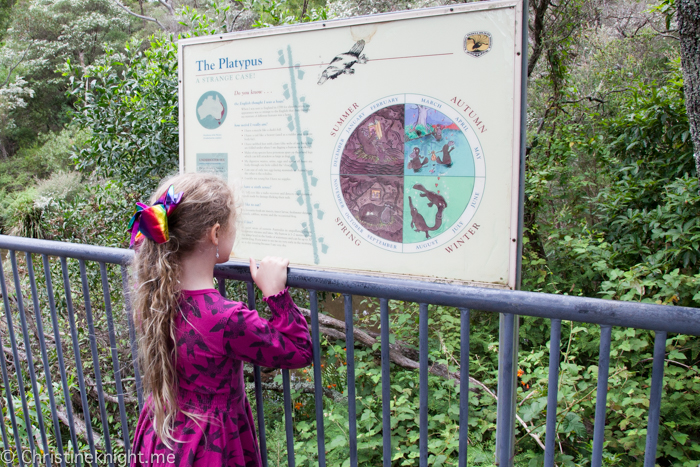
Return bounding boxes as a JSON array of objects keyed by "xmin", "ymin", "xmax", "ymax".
[
  {"xmin": 229, "ymin": 9, "xmax": 245, "ymax": 32},
  {"xmin": 157, "ymin": 0, "xmax": 175, "ymax": 16},
  {"xmin": 111, "ymin": 0, "xmax": 165, "ymax": 29},
  {"xmin": 528, "ymin": 0, "xmax": 551, "ymax": 77},
  {"xmin": 0, "ymin": 49, "xmax": 28, "ymax": 89}
]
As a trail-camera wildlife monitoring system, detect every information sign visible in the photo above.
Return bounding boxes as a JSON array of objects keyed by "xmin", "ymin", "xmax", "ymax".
[{"xmin": 179, "ymin": 0, "xmax": 524, "ymax": 288}]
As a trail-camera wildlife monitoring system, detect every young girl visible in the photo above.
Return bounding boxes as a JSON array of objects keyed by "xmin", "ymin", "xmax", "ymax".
[{"xmin": 128, "ymin": 173, "xmax": 312, "ymax": 467}]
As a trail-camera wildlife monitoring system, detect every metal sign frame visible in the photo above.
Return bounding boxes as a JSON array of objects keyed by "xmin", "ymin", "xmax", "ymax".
[{"xmin": 178, "ymin": 0, "xmax": 526, "ymax": 291}]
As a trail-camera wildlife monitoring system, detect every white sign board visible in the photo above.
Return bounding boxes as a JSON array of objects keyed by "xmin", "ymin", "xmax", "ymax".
[{"xmin": 179, "ymin": 0, "xmax": 524, "ymax": 288}]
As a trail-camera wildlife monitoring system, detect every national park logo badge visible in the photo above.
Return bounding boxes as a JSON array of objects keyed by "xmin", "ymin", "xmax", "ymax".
[{"xmin": 464, "ymin": 32, "xmax": 492, "ymax": 57}]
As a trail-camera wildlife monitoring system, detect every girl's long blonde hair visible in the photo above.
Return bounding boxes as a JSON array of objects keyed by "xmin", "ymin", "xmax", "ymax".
[{"xmin": 132, "ymin": 173, "xmax": 236, "ymax": 447}]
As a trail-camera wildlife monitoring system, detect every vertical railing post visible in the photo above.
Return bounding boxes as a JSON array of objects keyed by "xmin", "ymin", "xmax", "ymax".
[
  {"xmin": 501, "ymin": 0, "xmax": 529, "ymax": 458},
  {"xmin": 591, "ymin": 325, "xmax": 613, "ymax": 467},
  {"xmin": 121, "ymin": 265, "xmax": 143, "ymax": 412},
  {"xmin": 246, "ymin": 281, "xmax": 268, "ymax": 467},
  {"xmin": 643, "ymin": 330, "xmax": 667, "ymax": 467},
  {"xmin": 282, "ymin": 368, "xmax": 295, "ymax": 467},
  {"xmin": 0, "ymin": 253, "xmax": 27, "ymax": 467},
  {"xmin": 343, "ymin": 294, "xmax": 358, "ymax": 467},
  {"xmin": 26, "ymin": 254, "xmax": 66, "ymax": 467},
  {"xmin": 495, "ymin": 312, "xmax": 518, "ymax": 466},
  {"xmin": 61, "ymin": 257, "xmax": 98, "ymax": 467},
  {"xmin": 99, "ymin": 262, "xmax": 131, "ymax": 454},
  {"xmin": 79, "ymin": 260, "xmax": 114, "ymax": 467},
  {"xmin": 380, "ymin": 298, "xmax": 392, "ymax": 467},
  {"xmin": 458, "ymin": 308, "xmax": 470, "ymax": 467},
  {"xmin": 544, "ymin": 319, "xmax": 562, "ymax": 467},
  {"xmin": 43, "ymin": 254, "xmax": 81, "ymax": 467},
  {"xmin": 11, "ymin": 252, "xmax": 46, "ymax": 467},
  {"xmin": 419, "ymin": 303, "xmax": 429, "ymax": 467},
  {"xmin": 309, "ymin": 290, "xmax": 326, "ymax": 467}
]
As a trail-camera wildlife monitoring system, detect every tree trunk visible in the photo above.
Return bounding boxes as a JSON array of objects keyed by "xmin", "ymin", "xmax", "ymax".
[{"xmin": 678, "ymin": 0, "xmax": 700, "ymax": 184}]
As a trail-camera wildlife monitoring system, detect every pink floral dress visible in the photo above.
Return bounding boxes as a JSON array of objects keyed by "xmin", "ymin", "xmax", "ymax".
[{"xmin": 130, "ymin": 288, "xmax": 312, "ymax": 467}]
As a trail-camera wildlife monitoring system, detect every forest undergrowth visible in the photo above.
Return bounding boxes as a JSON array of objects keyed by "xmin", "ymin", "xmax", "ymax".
[{"xmin": 0, "ymin": 0, "xmax": 698, "ymax": 465}]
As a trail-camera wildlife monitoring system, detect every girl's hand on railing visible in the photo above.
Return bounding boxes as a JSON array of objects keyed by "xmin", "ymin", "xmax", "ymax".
[{"xmin": 249, "ymin": 256, "xmax": 289, "ymax": 298}]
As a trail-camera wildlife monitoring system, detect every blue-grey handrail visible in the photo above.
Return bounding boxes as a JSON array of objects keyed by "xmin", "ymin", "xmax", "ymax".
[
  {"xmin": 1, "ymin": 234, "xmax": 699, "ymax": 467},
  {"xmin": 1, "ymin": 235, "xmax": 699, "ymax": 335}
]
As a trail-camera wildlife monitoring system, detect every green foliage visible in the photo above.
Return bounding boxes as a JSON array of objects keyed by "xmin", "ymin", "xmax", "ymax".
[
  {"xmin": 257, "ymin": 300, "xmax": 501, "ymax": 467},
  {"xmin": 0, "ymin": 127, "xmax": 87, "ymax": 235},
  {"xmin": 0, "ymin": 187, "xmax": 44, "ymax": 237},
  {"xmin": 522, "ymin": 38, "xmax": 700, "ymax": 465},
  {"xmin": 1, "ymin": 0, "xmax": 137, "ymax": 150},
  {"xmin": 0, "ymin": 0, "xmax": 697, "ymax": 465},
  {"xmin": 0, "ymin": 126, "xmax": 83, "ymax": 194},
  {"xmin": 248, "ymin": 0, "xmax": 327, "ymax": 27},
  {"xmin": 65, "ymin": 37, "xmax": 179, "ymax": 194}
]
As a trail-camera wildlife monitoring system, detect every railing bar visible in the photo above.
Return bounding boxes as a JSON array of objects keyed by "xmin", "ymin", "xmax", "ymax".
[
  {"xmin": 99, "ymin": 262, "xmax": 131, "ymax": 453},
  {"xmin": 380, "ymin": 298, "xmax": 391, "ymax": 467},
  {"xmin": 419, "ymin": 303, "xmax": 429, "ymax": 467},
  {"xmin": 218, "ymin": 276, "xmax": 226, "ymax": 297},
  {"xmin": 643, "ymin": 330, "xmax": 668, "ymax": 467},
  {"xmin": 79, "ymin": 260, "xmax": 114, "ymax": 467},
  {"xmin": 121, "ymin": 265, "xmax": 143, "ymax": 412},
  {"xmin": 2, "ymin": 237, "xmax": 700, "ymax": 336},
  {"xmin": 591, "ymin": 324, "xmax": 612, "ymax": 467},
  {"xmin": 282, "ymin": 368, "xmax": 295, "ymax": 467},
  {"xmin": 0, "ymin": 252, "xmax": 26, "ymax": 467},
  {"xmin": 496, "ymin": 312, "xmax": 517, "ymax": 466},
  {"xmin": 45, "ymin": 255, "xmax": 81, "ymax": 466},
  {"xmin": 458, "ymin": 307, "xmax": 470, "ymax": 467},
  {"xmin": 309, "ymin": 290, "xmax": 326, "ymax": 467},
  {"xmin": 61, "ymin": 257, "xmax": 97, "ymax": 467},
  {"xmin": 12, "ymin": 252, "xmax": 46, "ymax": 467},
  {"xmin": 247, "ymin": 281, "xmax": 268, "ymax": 467},
  {"xmin": 0, "ymin": 355, "xmax": 8, "ymax": 452},
  {"xmin": 28, "ymin": 253, "xmax": 65, "ymax": 466},
  {"xmin": 343, "ymin": 294, "xmax": 358, "ymax": 467},
  {"xmin": 544, "ymin": 318, "xmax": 562, "ymax": 467}
]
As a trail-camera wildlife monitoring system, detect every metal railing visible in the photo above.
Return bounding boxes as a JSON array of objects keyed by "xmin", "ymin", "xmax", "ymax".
[{"xmin": 0, "ymin": 234, "xmax": 698, "ymax": 467}]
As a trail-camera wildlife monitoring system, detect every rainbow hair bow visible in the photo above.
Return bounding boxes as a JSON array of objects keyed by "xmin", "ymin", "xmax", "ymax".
[{"xmin": 128, "ymin": 185, "xmax": 184, "ymax": 247}]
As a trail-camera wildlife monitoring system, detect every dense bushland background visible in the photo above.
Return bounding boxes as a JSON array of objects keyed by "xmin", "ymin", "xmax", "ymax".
[{"xmin": 0, "ymin": 0, "xmax": 698, "ymax": 465}]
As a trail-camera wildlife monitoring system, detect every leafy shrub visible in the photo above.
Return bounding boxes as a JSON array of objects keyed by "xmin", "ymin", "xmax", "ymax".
[
  {"xmin": 0, "ymin": 126, "xmax": 86, "ymax": 194},
  {"xmin": 35, "ymin": 171, "xmax": 83, "ymax": 204},
  {"xmin": 65, "ymin": 36, "xmax": 179, "ymax": 194},
  {"xmin": 0, "ymin": 187, "xmax": 44, "ymax": 238}
]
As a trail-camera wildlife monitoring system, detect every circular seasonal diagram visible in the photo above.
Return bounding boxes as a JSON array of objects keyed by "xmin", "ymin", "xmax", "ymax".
[{"xmin": 331, "ymin": 94, "xmax": 486, "ymax": 252}]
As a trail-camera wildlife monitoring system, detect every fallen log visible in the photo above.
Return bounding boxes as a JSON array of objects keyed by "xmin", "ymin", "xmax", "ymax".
[
  {"xmin": 56, "ymin": 406, "xmax": 124, "ymax": 450},
  {"xmin": 299, "ymin": 307, "xmax": 474, "ymax": 388}
]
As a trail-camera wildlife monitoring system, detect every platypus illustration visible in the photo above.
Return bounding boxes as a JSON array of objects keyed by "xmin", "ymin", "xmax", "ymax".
[
  {"xmin": 436, "ymin": 141, "xmax": 455, "ymax": 167},
  {"xmin": 318, "ymin": 40, "xmax": 368, "ymax": 85},
  {"xmin": 409, "ymin": 185, "xmax": 448, "ymax": 237},
  {"xmin": 407, "ymin": 147, "xmax": 429, "ymax": 172},
  {"xmin": 359, "ymin": 202, "xmax": 396, "ymax": 225},
  {"xmin": 413, "ymin": 184, "xmax": 447, "ymax": 209},
  {"xmin": 408, "ymin": 196, "xmax": 430, "ymax": 238},
  {"xmin": 433, "ymin": 125, "xmax": 443, "ymax": 142}
]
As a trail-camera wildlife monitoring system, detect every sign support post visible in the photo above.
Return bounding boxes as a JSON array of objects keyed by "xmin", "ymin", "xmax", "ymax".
[{"xmin": 496, "ymin": 0, "xmax": 527, "ymax": 464}]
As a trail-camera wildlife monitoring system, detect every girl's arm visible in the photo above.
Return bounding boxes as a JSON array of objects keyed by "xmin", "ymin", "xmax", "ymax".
[
  {"xmin": 221, "ymin": 257, "xmax": 312, "ymax": 368},
  {"xmin": 221, "ymin": 291, "xmax": 312, "ymax": 369}
]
